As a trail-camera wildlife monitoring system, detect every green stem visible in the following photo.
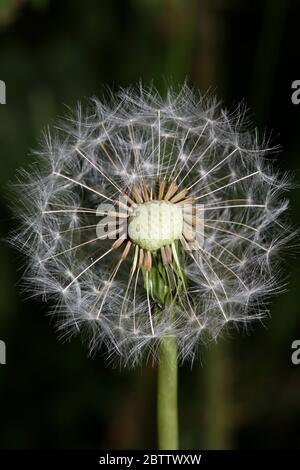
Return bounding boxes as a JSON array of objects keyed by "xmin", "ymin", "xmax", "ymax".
[{"xmin": 157, "ymin": 335, "xmax": 179, "ymax": 450}]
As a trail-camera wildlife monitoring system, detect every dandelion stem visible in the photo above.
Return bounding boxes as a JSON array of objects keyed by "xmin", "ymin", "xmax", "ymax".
[{"xmin": 157, "ymin": 335, "xmax": 179, "ymax": 450}]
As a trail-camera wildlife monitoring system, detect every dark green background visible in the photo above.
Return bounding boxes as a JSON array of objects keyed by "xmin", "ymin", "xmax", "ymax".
[{"xmin": 0, "ymin": 0, "xmax": 299, "ymax": 449}]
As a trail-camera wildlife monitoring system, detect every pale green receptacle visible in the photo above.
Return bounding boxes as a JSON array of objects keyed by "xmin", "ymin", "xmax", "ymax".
[{"xmin": 128, "ymin": 200, "xmax": 183, "ymax": 251}]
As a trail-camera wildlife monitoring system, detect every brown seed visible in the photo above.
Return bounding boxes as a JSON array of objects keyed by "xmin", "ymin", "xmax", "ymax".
[
  {"xmin": 145, "ymin": 251, "xmax": 152, "ymax": 272},
  {"xmin": 138, "ymin": 248, "xmax": 144, "ymax": 268},
  {"xmin": 120, "ymin": 240, "xmax": 132, "ymax": 260},
  {"xmin": 165, "ymin": 245, "xmax": 173, "ymax": 264},
  {"xmin": 164, "ymin": 180, "xmax": 179, "ymax": 201},
  {"xmin": 131, "ymin": 185, "xmax": 143, "ymax": 204},
  {"xmin": 160, "ymin": 246, "xmax": 168, "ymax": 265},
  {"xmin": 158, "ymin": 180, "xmax": 166, "ymax": 200},
  {"xmin": 170, "ymin": 187, "xmax": 189, "ymax": 203},
  {"xmin": 112, "ymin": 235, "xmax": 126, "ymax": 250},
  {"xmin": 140, "ymin": 179, "xmax": 150, "ymax": 202}
]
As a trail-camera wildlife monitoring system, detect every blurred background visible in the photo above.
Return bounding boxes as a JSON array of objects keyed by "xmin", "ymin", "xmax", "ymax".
[{"xmin": 0, "ymin": 0, "xmax": 300, "ymax": 450}]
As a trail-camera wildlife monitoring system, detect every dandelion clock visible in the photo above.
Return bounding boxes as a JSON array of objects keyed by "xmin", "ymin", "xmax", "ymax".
[{"xmin": 11, "ymin": 84, "xmax": 293, "ymax": 449}]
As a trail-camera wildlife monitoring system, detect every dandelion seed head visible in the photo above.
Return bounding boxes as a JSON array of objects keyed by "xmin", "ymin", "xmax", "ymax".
[{"xmin": 10, "ymin": 84, "xmax": 294, "ymax": 366}]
